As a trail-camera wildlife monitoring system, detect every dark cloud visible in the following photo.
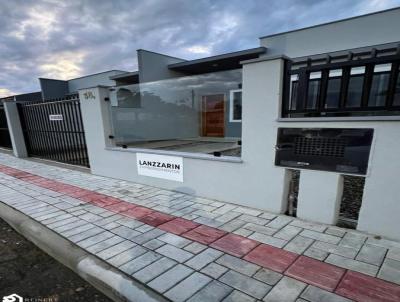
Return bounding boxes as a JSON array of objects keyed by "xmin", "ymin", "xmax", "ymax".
[{"xmin": 0, "ymin": 0, "xmax": 399, "ymax": 96}]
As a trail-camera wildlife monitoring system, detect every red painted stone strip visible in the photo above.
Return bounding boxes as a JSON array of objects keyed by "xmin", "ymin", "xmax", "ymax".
[
  {"xmin": 336, "ymin": 271, "xmax": 400, "ymax": 302},
  {"xmin": 1, "ymin": 164, "xmax": 400, "ymax": 301},
  {"xmin": 158, "ymin": 218, "xmax": 200, "ymax": 235},
  {"xmin": 285, "ymin": 256, "xmax": 346, "ymax": 292},
  {"xmin": 244, "ymin": 243, "xmax": 298, "ymax": 273},
  {"xmin": 182, "ymin": 225, "xmax": 227, "ymax": 245},
  {"xmin": 210, "ymin": 233, "xmax": 260, "ymax": 257}
]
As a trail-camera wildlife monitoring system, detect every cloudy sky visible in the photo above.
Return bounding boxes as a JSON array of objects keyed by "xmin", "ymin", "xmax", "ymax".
[{"xmin": 1, "ymin": 0, "xmax": 399, "ymax": 97}]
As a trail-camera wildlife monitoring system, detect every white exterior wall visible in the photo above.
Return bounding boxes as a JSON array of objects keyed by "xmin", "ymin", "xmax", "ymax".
[
  {"xmin": 79, "ymin": 59, "xmax": 289, "ymax": 214},
  {"xmin": 260, "ymin": 8, "xmax": 400, "ymax": 58},
  {"xmin": 79, "ymin": 56, "xmax": 400, "ymax": 241}
]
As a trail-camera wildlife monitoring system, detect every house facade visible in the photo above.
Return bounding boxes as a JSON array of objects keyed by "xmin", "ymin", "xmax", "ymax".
[{"xmin": 2, "ymin": 7, "xmax": 400, "ymax": 241}]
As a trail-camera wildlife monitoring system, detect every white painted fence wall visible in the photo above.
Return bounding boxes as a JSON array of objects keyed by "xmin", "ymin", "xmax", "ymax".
[{"xmin": 76, "ymin": 57, "xmax": 400, "ymax": 241}]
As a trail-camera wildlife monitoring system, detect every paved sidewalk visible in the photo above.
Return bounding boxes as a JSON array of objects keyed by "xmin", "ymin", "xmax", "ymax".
[{"xmin": 0, "ymin": 154, "xmax": 399, "ymax": 302}]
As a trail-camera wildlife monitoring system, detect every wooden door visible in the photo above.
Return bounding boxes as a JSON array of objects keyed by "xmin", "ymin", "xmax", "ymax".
[{"xmin": 202, "ymin": 94, "xmax": 225, "ymax": 137}]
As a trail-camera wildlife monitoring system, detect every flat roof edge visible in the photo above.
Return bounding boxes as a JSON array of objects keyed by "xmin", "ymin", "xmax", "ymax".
[
  {"xmin": 168, "ymin": 47, "xmax": 267, "ymax": 68},
  {"xmin": 259, "ymin": 6, "xmax": 400, "ymax": 39}
]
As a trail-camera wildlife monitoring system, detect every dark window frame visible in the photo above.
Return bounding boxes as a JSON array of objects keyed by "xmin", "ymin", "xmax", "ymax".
[{"xmin": 282, "ymin": 53, "xmax": 400, "ymax": 118}]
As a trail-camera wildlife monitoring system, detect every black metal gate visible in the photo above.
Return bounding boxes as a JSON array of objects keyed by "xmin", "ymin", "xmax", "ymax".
[
  {"xmin": 18, "ymin": 96, "xmax": 89, "ymax": 167},
  {"xmin": 0, "ymin": 105, "xmax": 12, "ymax": 149}
]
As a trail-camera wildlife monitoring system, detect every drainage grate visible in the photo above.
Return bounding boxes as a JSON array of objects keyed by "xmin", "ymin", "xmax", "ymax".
[{"xmin": 294, "ymin": 137, "xmax": 346, "ymax": 157}]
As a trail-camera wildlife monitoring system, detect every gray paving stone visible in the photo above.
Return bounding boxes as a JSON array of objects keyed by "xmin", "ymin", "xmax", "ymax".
[
  {"xmin": 68, "ymin": 227, "xmax": 104, "ymax": 242},
  {"xmin": 107, "ymin": 245, "xmax": 147, "ymax": 267},
  {"xmin": 133, "ymin": 257, "xmax": 177, "ymax": 283},
  {"xmin": 325, "ymin": 254, "xmax": 379, "ymax": 276},
  {"xmin": 41, "ymin": 213, "xmax": 74, "ymax": 225},
  {"xmin": 78, "ymin": 212, "xmax": 104, "ymax": 223},
  {"xmin": 339, "ymin": 232, "xmax": 367, "ymax": 250},
  {"xmin": 194, "ymin": 216, "xmax": 224, "ymax": 228},
  {"xmin": 143, "ymin": 239, "xmax": 166, "ymax": 250},
  {"xmin": 356, "ymin": 244, "xmax": 387, "ymax": 266},
  {"xmin": 187, "ymin": 280, "xmax": 233, "ymax": 302},
  {"xmin": 263, "ymin": 276, "xmax": 306, "ymax": 302},
  {"xmin": 34, "ymin": 210, "xmax": 66, "ymax": 221},
  {"xmin": 132, "ymin": 228, "xmax": 165, "ymax": 244},
  {"xmin": 216, "ymin": 212, "xmax": 242, "ymax": 224},
  {"xmin": 110, "ymin": 225, "xmax": 141, "ymax": 241},
  {"xmin": 325, "ymin": 227, "xmax": 346, "ymax": 237},
  {"xmin": 239, "ymin": 214, "xmax": 269, "ymax": 226},
  {"xmin": 233, "ymin": 228, "xmax": 253, "ymax": 237},
  {"xmin": 219, "ymin": 270, "xmax": 271, "ymax": 299},
  {"xmin": 312, "ymin": 241, "xmax": 358, "ymax": 259},
  {"xmin": 222, "ymin": 290, "xmax": 255, "ymax": 302},
  {"xmin": 304, "ymin": 247, "xmax": 329, "ymax": 261},
  {"xmin": 267, "ymin": 216, "xmax": 293, "ymax": 229},
  {"xmin": 284, "ymin": 236, "xmax": 314, "ymax": 254},
  {"xmin": 157, "ymin": 233, "xmax": 192, "ymax": 248},
  {"xmin": 249, "ymin": 232, "xmax": 287, "ymax": 248},
  {"xmin": 367, "ymin": 237, "xmax": 400, "ymax": 250},
  {"xmin": 378, "ymin": 258, "xmax": 400, "ymax": 285},
  {"xmin": 119, "ymin": 251, "xmax": 162, "ymax": 275},
  {"xmin": 201, "ymin": 263, "xmax": 229, "ymax": 279},
  {"xmin": 134, "ymin": 224, "xmax": 154, "ymax": 233},
  {"xmin": 77, "ymin": 231, "xmax": 115, "ymax": 248},
  {"xmin": 219, "ymin": 220, "xmax": 246, "ymax": 232},
  {"xmin": 116, "ymin": 217, "xmax": 144, "ymax": 229},
  {"xmin": 156, "ymin": 244, "xmax": 194, "ymax": 263},
  {"xmin": 290, "ymin": 220, "xmax": 326, "ymax": 232},
  {"xmin": 253, "ymin": 268, "xmax": 283, "ymax": 286},
  {"xmin": 301, "ymin": 285, "xmax": 351, "ymax": 302},
  {"xmin": 165, "ymin": 272, "xmax": 212, "ymax": 302},
  {"xmin": 216, "ymin": 254, "xmax": 259, "ymax": 276},
  {"xmin": 86, "ymin": 236, "xmax": 125, "ymax": 254},
  {"xmin": 184, "ymin": 242, "xmax": 207, "ymax": 254},
  {"xmin": 148, "ymin": 264, "xmax": 193, "ymax": 293},
  {"xmin": 233, "ymin": 206, "xmax": 263, "ymax": 217},
  {"xmin": 96, "ymin": 240, "xmax": 137, "ymax": 260},
  {"xmin": 60, "ymin": 223, "xmax": 95, "ymax": 237},
  {"xmin": 47, "ymin": 216, "xmax": 80, "ymax": 229},
  {"xmin": 300, "ymin": 230, "xmax": 341, "ymax": 245},
  {"xmin": 387, "ymin": 248, "xmax": 400, "ymax": 262},
  {"xmin": 243, "ymin": 223, "xmax": 276, "ymax": 236},
  {"xmin": 274, "ymin": 225, "xmax": 302, "ymax": 241},
  {"xmin": 186, "ymin": 248, "xmax": 223, "ymax": 270}
]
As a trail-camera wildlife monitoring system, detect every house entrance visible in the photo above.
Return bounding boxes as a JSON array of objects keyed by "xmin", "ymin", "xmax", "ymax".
[{"xmin": 201, "ymin": 94, "xmax": 225, "ymax": 137}]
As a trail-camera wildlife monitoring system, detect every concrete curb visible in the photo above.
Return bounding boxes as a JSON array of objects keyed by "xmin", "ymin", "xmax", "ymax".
[{"xmin": 0, "ymin": 201, "xmax": 168, "ymax": 302}]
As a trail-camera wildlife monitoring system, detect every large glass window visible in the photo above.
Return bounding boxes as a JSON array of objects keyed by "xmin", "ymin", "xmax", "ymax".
[
  {"xmin": 109, "ymin": 69, "xmax": 242, "ymax": 157},
  {"xmin": 289, "ymin": 75, "xmax": 298, "ymax": 110},
  {"xmin": 229, "ymin": 90, "xmax": 242, "ymax": 122},
  {"xmin": 393, "ymin": 66, "xmax": 400, "ymax": 106},
  {"xmin": 325, "ymin": 69, "xmax": 342, "ymax": 109},
  {"xmin": 368, "ymin": 64, "xmax": 391, "ymax": 107},
  {"xmin": 346, "ymin": 67, "xmax": 365, "ymax": 108},
  {"xmin": 306, "ymin": 72, "xmax": 321, "ymax": 110}
]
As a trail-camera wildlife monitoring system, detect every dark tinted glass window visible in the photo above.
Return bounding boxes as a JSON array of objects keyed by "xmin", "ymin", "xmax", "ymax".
[
  {"xmin": 290, "ymin": 81, "xmax": 298, "ymax": 110},
  {"xmin": 394, "ymin": 69, "xmax": 400, "ymax": 106},
  {"xmin": 368, "ymin": 72, "xmax": 390, "ymax": 107},
  {"xmin": 346, "ymin": 75, "xmax": 364, "ymax": 107},
  {"xmin": 326, "ymin": 78, "xmax": 341, "ymax": 108},
  {"xmin": 306, "ymin": 79, "xmax": 320, "ymax": 109},
  {"xmin": 232, "ymin": 91, "xmax": 242, "ymax": 120}
]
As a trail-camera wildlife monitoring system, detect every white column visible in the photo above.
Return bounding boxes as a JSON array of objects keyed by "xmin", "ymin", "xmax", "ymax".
[
  {"xmin": 78, "ymin": 87, "xmax": 113, "ymax": 169},
  {"xmin": 3, "ymin": 101, "xmax": 28, "ymax": 158},
  {"xmin": 296, "ymin": 170, "xmax": 343, "ymax": 225}
]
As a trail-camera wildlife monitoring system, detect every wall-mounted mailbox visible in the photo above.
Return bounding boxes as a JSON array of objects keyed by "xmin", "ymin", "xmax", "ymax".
[{"xmin": 275, "ymin": 128, "xmax": 374, "ymax": 175}]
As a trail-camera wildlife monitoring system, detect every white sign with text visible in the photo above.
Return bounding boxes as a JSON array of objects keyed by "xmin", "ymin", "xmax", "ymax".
[
  {"xmin": 136, "ymin": 153, "xmax": 183, "ymax": 182},
  {"xmin": 49, "ymin": 114, "xmax": 63, "ymax": 121}
]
